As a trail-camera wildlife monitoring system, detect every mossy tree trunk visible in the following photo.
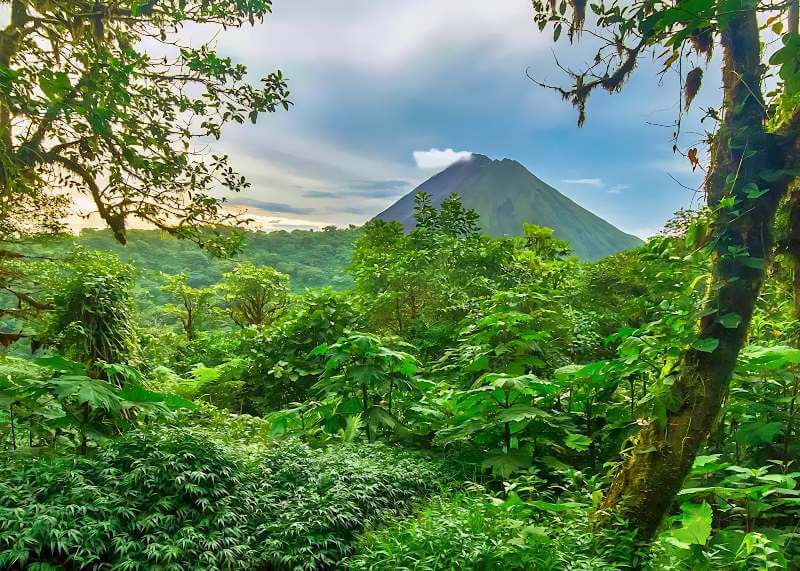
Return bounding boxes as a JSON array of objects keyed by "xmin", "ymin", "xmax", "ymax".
[{"xmin": 602, "ymin": 3, "xmax": 799, "ymax": 540}]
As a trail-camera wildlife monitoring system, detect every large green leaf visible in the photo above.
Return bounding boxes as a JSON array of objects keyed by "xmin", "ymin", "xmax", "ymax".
[
  {"xmin": 669, "ymin": 501, "xmax": 713, "ymax": 547},
  {"xmin": 735, "ymin": 422, "xmax": 783, "ymax": 446},
  {"xmin": 496, "ymin": 403, "xmax": 550, "ymax": 423},
  {"xmin": 481, "ymin": 451, "xmax": 531, "ymax": 478},
  {"xmin": 34, "ymin": 355, "xmax": 85, "ymax": 375},
  {"xmin": 564, "ymin": 433, "xmax": 592, "ymax": 452}
]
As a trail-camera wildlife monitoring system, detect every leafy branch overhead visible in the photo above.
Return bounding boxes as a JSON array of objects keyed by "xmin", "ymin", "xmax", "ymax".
[{"xmin": 0, "ymin": 0, "xmax": 290, "ymax": 252}]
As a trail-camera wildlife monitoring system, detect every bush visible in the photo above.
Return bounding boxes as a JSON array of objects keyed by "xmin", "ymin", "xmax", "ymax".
[
  {"xmin": 347, "ymin": 494, "xmax": 645, "ymax": 571},
  {"xmin": 347, "ymin": 495, "xmax": 554, "ymax": 570},
  {"xmin": 0, "ymin": 426, "xmax": 451, "ymax": 570}
]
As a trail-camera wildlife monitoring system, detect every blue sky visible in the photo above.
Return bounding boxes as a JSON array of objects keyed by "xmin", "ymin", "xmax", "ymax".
[{"xmin": 195, "ymin": 1, "xmax": 718, "ymax": 238}]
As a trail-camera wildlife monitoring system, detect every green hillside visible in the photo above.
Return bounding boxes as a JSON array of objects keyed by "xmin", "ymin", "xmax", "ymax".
[
  {"xmin": 26, "ymin": 227, "xmax": 358, "ymax": 297},
  {"xmin": 375, "ymin": 154, "xmax": 643, "ymax": 260}
]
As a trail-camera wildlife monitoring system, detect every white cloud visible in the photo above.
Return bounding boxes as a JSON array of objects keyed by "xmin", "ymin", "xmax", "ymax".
[
  {"xmin": 413, "ymin": 148, "xmax": 473, "ymax": 170},
  {"xmin": 561, "ymin": 178, "xmax": 604, "ymax": 187},
  {"xmin": 211, "ymin": 1, "xmax": 550, "ymax": 74},
  {"xmin": 607, "ymin": 184, "xmax": 631, "ymax": 194}
]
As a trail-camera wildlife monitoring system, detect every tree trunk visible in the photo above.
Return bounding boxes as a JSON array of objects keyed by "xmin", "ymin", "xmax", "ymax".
[
  {"xmin": 602, "ymin": 4, "xmax": 792, "ymax": 540},
  {"xmin": 787, "ymin": 189, "xmax": 800, "ymax": 317},
  {"xmin": 362, "ymin": 382, "xmax": 372, "ymax": 443}
]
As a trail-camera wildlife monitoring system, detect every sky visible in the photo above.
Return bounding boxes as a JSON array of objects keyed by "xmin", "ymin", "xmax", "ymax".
[{"xmin": 14, "ymin": 1, "xmax": 720, "ymax": 239}]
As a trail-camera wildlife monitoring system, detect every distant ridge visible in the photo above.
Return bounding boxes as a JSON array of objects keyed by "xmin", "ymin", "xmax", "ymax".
[{"xmin": 374, "ymin": 154, "xmax": 642, "ymax": 260}]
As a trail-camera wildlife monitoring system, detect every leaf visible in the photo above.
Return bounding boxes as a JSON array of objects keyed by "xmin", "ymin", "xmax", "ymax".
[
  {"xmin": 338, "ymin": 397, "xmax": 362, "ymax": 414},
  {"xmin": 307, "ymin": 343, "xmax": 328, "ymax": 358},
  {"xmin": 687, "ymin": 147, "xmax": 700, "ymax": 171},
  {"xmin": 529, "ymin": 500, "xmax": 584, "ymax": 513},
  {"xmin": 34, "ymin": 355, "xmax": 85, "ymax": 375},
  {"xmin": 735, "ymin": 422, "xmax": 783, "ymax": 446},
  {"xmin": 465, "ymin": 354, "xmax": 489, "ymax": 373},
  {"xmin": 496, "ymin": 403, "xmax": 550, "ymax": 423},
  {"xmin": 38, "ymin": 71, "xmax": 71, "ymax": 101},
  {"xmin": 162, "ymin": 394, "xmax": 197, "ymax": 411},
  {"xmin": 742, "ymin": 345, "xmax": 800, "ymax": 369},
  {"xmin": 670, "ymin": 501, "xmax": 713, "ymax": 546},
  {"xmin": 692, "ymin": 338, "xmax": 719, "ymax": 353},
  {"xmin": 564, "ymin": 433, "xmax": 592, "ymax": 451},
  {"xmin": 89, "ymin": 108, "xmax": 112, "ymax": 136},
  {"xmin": 740, "ymin": 256, "xmax": 765, "ymax": 269},
  {"xmin": 481, "ymin": 451, "xmax": 531, "ymax": 478},
  {"xmin": 718, "ymin": 313, "xmax": 741, "ymax": 329}
]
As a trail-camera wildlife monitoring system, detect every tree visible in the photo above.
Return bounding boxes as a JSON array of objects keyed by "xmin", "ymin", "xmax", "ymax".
[
  {"xmin": 0, "ymin": 0, "xmax": 289, "ymax": 245},
  {"xmin": 530, "ymin": 0, "xmax": 800, "ymax": 539},
  {"xmin": 312, "ymin": 333, "xmax": 419, "ymax": 443},
  {"xmin": 221, "ymin": 262, "xmax": 289, "ymax": 328},
  {"xmin": 243, "ymin": 288, "xmax": 362, "ymax": 413},
  {"xmin": 351, "ymin": 196, "xmax": 529, "ymax": 344},
  {"xmin": 48, "ymin": 249, "xmax": 138, "ymax": 371},
  {"xmin": 160, "ymin": 273, "xmax": 216, "ymax": 341}
]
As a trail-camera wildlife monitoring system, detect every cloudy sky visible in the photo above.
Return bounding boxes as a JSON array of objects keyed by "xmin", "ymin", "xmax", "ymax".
[{"xmin": 194, "ymin": 1, "xmax": 716, "ymax": 237}]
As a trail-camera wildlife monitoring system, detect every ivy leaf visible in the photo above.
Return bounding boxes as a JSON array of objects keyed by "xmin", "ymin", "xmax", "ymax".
[
  {"xmin": 692, "ymin": 338, "xmax": 719, "ymax": 353},
  {"xmin": 718, "ymin": 313, "xmax": 741, "ymax": 329}
]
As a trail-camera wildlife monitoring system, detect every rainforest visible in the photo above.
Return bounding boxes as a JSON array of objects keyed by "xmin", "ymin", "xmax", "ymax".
[{"xmin": 2, "ymin": 0, "xmax": 800, "ymax": 570}]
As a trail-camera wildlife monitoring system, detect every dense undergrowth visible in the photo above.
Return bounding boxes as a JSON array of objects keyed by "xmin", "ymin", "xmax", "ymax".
[{"xmin": 0, "ymin": 418, "xmax": 451, "ymax": 570}]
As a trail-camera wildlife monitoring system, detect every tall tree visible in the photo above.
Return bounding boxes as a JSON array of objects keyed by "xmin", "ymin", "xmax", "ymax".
[
  {"xmin": 221, "ymin": 262, "xmax": 289, "ymax": 328},
  {"xmin": 530, "ymin": 0, "xmax": 800, "ymax": 539},
  {"xmin": 0, "ymin": 0, "xmax": 288, "ymax": 245},
  {"xmin": 49, "ymin": 249, "xmax": 138, "ymax": 370},
  {"xmin": 160, "ymin": 272, "xmax": 216, "ymax": 340}
]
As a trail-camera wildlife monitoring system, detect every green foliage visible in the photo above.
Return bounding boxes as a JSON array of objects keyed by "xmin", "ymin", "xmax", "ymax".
[
  {"xmin": 0, "ymin": 0, "xmax": 289, "ymax": 246},
  {"xmin": 0, "ymin": 355, "xmax": 187, "ymax": 453},
  {"xmin": 241, "ymin": 288, "xmax": 363, "ymax": 413},
  {"xmin": 0, "ymin": 425, "xmax": 451, "ymax": 570},
  {"xmin": 47, "ymin": 249, "xmax": 139, "ymax": 369},
  {"xmin": 312, "ymin": 333, "xmax": 420, "ymax": 442},
  {"xmin": 435, "ymin": 373, "xmax": 563, "ymax": 478},
  {"xmin": 351, "ymin": 196, "xmax": 543, "ymax": 351},
  {"xmin": 6, "ymin": 189, "xmax": 800, "ymax": 568},
  {"xmin": 348, "ymin": 491, "xmax": 643, "ymax": 570},
  {"xmin": 159, "ymin": 272, "xmax": 217, "ymax": 340},
  {"xmin": 221, "ymin": 262, "xmax": 289, "ymax": 327}
]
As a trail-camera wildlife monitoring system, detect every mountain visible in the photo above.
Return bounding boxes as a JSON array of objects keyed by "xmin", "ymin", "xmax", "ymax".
[{"xmin": 374, "ymin": 154, "xmax": 643, "ymax": 260}]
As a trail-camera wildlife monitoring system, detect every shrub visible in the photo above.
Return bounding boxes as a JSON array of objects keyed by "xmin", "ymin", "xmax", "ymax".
[
  {"xmin": 0, "ymin": 429, "xmax": 259, "ymax": 569},
  {"xmin": 347, "ymin": 495, "xmax": 554, "ymax": 570},
  {"xmin": 0, "ymin": 425, "xmax": 451, "ymax": 570},
  {"xmin": 347, "ymin": 494, "xmax": 645, "ymax": 571}
]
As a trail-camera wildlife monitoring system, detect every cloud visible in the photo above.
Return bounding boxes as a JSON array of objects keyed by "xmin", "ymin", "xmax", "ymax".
[
  {"xmin": 228, "ymin": 198, "xmax": 316, "ymax": 215},
  {"xmin": 302, "ymin": 179, "xmax": 410, "ymax": 200},
  {"xmin": 413, "ymin": 148, "xmax": 473, "ymax": 170},
  {"xmin": 607, "ymin": 184, "xmax": 631, "ymax": 194},
  {"xmin": 561, "ymin": 178, "xmax": 605, "ymax": 187},
  {"xmin": 215, "ymin": 1, "xmax": 549, "ymax": 74},
  {"xmin": 627, "ymin": 226, "xmax": 659, "ymax": 240}
]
